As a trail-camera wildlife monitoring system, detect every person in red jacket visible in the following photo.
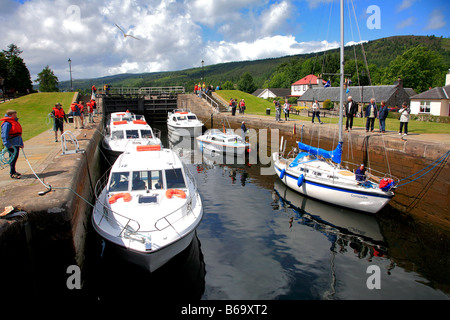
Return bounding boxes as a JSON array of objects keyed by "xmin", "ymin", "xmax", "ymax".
[
  {"xmin": 87, "ymin": 100, "xmax": 95, "ymax": 123},
  {"xmin": 1, "ymin": 110, "xmax": 24, "ymax": 179},
  {"xmin": 51, "ymin": 103, "xmax": 68, "ymax": 142}
]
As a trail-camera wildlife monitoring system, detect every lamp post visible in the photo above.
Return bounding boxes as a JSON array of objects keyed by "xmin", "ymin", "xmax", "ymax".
[
  {"xmin": 68, "ymin": 58, "xmax": 73, "ymax": 92},
  {"xmin": 201, "ymin": 60, "xmax": 204, "ymax": 84}
]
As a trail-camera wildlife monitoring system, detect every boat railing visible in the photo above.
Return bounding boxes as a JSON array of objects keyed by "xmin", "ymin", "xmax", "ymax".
[
  {"xmin": 94, "ymin": 169, "xmax": 142, "ymax": 235},
  {"xmin": 341, "ymin": 160, "xmax": 400, "ymax": 184},
  {"xmin": 153, "ymin": 164, "xmax": 200, "ymax": 234}
]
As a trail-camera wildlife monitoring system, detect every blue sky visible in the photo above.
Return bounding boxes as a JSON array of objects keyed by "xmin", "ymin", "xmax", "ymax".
[{"xmin": 1, "ymin": 0, "xmax": 449, "ymax": 82}]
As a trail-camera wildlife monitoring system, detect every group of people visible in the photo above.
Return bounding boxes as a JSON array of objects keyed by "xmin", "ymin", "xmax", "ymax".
[
  {"xmin": 229, "ymin": 98, "xmax": 246, "ymax": 116},
  {"xmin": 274, "ymin": 99, "xmax": 291, "ymax": 122},
  {"xmin": 1, "ymin": 99, "xmax": 98, "ymax": 180},
  {"xmin": 194, "ymin": 83, "xmax": 217, "ymax": 97},
  {"xmin": 345, "ymin": 96, "xmax": 410, "ymax": 135},
  {"xmin": 68, "ymin": 99, "xmax": 97, "ymax": 131}
]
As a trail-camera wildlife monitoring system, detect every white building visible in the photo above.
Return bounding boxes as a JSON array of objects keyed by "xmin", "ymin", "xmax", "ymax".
[
  {"xmin": 291, "ymin": 74, "xmax": 327, "ymax": 97},
  {"xmin": 410, "ymin": 70, "xmax": 450, "ymax": 116}
]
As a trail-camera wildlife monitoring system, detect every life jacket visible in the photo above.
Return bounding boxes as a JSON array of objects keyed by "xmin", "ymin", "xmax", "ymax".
[
  {"xmin": 1, "ymin": 116, "xmax": 22, "ymax": 138},
  {"xmin": 77, "ymin": 104, "xmax": 84, "ymax": 112},
  {"xmin": 70, "ymin": 103, "xmax": 79, "ymax": 112},
  {"xmin": 87, "ymin": 102, "xmax": 93, "ymax": 113},
  {"xmin": 53, "ymin": 107, "xmax": 65, "ymax": 118}
]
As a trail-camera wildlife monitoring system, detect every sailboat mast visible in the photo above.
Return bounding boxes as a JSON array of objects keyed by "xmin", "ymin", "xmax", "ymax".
[{"xmin": 338, "ymin": 0, "xmax": 344, "ymax": 144}]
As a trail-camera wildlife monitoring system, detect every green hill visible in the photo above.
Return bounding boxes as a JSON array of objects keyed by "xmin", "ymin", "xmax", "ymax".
[{"xmin": 58, "ymin": 35, "xmax": 450, "ymax": 92}]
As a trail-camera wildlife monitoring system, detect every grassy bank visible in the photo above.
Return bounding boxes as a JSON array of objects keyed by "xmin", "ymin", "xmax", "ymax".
[
  {"xmin": 215, "ymin": 90, "xmax": 450, "ymax": 134},
  {"xmin": 0, "ymin": 92, "xmax": 76, "ymax": 142}
]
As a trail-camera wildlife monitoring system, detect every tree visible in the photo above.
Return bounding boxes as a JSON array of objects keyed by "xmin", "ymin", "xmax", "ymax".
[
  {"xmin": 384, "ymin": 46, "xmax": 446, "ymax": 93},
  {"xmin": 7, "ymin": 55, "xmax": 33, "ymax": 93},
  {"xmin": 35, "ymin": 65, "xmax": 59, "ymax": 92},
  {"xmin": 223, "ymin": 80, "xmax": 235, "ymax": 90},
  {"xmin": 237, "ymin": 72, "xmax": 257, "ymax": 93},
  {"xmin": 3, "ymin": 44, "xmax": 23, "ymax": 59}
]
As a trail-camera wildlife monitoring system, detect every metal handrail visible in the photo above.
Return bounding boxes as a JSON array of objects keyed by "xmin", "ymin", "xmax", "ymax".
[{"xmin": 200, "ymin": 91, "xmax": 219, "ymax": 113}]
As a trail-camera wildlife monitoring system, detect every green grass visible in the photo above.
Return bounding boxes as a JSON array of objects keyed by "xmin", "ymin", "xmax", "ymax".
[
  {"xmin": 0, "ymin": 92, "xmax": 76, "ymax": 142},
  {"xmin": 215, "ymin": 90, "xmax": 450, "ymax": 134}
]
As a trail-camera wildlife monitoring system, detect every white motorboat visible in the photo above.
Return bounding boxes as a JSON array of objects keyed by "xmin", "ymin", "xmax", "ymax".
[
  {"xmin": 167, "ymin": 109, "xmax": 203, "ymax": 139},
  {"xmin": 92, "ymin": 144, "xmax": 203, "ymax": 272},
  {"xmin": 272, "ymin": 0, "xmax": 397, "ymax": 214},
  {"xmin": 102, "ymin": 111, "xmax": 162, "ymax": 163},
  {"xmin": 196, "ymin": 128, "xmax": 251, "ymax": 156}
]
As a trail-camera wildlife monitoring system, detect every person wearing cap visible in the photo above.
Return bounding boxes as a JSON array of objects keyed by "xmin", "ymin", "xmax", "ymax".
[
  {"xmin": 51, "ymin": 103, "xmax": 68, "ymax": 142},
  {"xmin": 1, "ymin": 110, "xmax": 24, "ymax": 179},
  {"xmin": 355, "ymin": 164, "xmax": 366, "ymax": 182},
  {"xmin": 241, "ymin": 121, "xmax": 247, "ymax": 142}
]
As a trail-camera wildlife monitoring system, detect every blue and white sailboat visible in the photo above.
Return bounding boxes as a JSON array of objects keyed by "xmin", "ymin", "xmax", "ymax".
[{"xmin": 273, "ymin": 0, "xmax": 396, "ymax": 214}]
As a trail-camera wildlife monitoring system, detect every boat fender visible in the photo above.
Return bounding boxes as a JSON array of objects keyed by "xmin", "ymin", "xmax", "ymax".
[
  {"xmin": 297, "ymin": 174, "xmax": 304, "ymax": 187},
  {"xmin": 137, "ymin": 145, "xmax": 161, "ymax": 151},
  {"xmin": 109, "ymin": 192, "xmax": 132, "ymax": 204},
  {"xmin": 279, "ymin": 168, "xmax": 286, "ymax": 179},
  {"xmin": 113, "ymin": 120, "xmax": 127, "ymax": 125},
  {"xmin": 133, "ymin": 120, "xmax": 147, "ymax": 125},
  {"xmin": 166, "ymin": 189, "xmax": 187, "ymax": 199}
]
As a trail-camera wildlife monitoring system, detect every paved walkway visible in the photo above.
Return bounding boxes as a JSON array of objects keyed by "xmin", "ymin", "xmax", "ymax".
[{"xmin": 0, "ymin": 116, "xmax": 102, "ymax": 192}]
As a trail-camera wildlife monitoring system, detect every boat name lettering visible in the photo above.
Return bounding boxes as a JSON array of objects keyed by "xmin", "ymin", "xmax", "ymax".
[{"xmin": 351, "ymin": 194, "xmax": 369, "ymax": 199}]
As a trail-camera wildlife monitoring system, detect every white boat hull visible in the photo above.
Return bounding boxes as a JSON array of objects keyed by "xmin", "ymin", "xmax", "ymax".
[
  {"xmin": 167, "ymin": 124, "xmax": 203, "ymax": 139},
  {"xmin": 274, "ymin": 159, "xmax": 393, "ymax": 214},
  {"xmin": 197, "ymin": 139, "xmax": 248, "ymax": 156}
]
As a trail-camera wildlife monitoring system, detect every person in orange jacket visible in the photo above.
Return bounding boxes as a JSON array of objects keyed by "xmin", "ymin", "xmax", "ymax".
[{"xmin": 51, "ymin": 103, "xmax": 68, "ymax": 142}]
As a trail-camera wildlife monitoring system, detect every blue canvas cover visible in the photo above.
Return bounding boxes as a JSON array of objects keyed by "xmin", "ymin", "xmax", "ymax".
[{"xmin": 297, "ymin": 141, "xmax": 343, "ymax": 164}]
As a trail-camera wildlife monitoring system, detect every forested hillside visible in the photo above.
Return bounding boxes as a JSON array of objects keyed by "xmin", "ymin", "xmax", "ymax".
[{"xmin": 59, "ymin": 35, "xmax": 449, "ymax": 94}]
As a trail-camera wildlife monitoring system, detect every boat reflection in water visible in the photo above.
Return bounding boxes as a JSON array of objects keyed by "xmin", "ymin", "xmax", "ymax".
[{"xmin": 273, "ymin": 179, "xmax": 387, "ymax": 257}]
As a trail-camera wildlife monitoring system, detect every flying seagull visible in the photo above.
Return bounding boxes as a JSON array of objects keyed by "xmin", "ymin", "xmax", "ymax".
[{"xmin": 115, "ymin": 23, "xmax": 140, "ymax": 40}]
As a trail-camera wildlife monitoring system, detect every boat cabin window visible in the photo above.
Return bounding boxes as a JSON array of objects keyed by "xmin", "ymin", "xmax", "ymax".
[
  {"xmin": 187, "ymin": 115, "xmax": 197, "ymax": 120},
  {"xmin": 109, "ymin": 172, "xmax": 130, "ymax": 192},
  {"xmin": 165, "ymin": 168, "xmax": 186, "ymax": 189},
  {"xmin": 111, "ymin": 130, "xmax": 124, "ymax": 139},
  {"xmin": 132, "ymin": 170, "xmax": 163, "ymax": 191},
  {"xmin": 177, "ymin": 116, "xmax": 187, "ymax": 121},
  {"xmin": 140, "ymin": 129, "xmax": 153, "ymax": 138},
  {"xmin": 126, "ymin": 130, "xmax": 139, "ymax": 139},
  {"xmin": 211, "ymin": 137, "xmax": 224, "ymax": 142}
]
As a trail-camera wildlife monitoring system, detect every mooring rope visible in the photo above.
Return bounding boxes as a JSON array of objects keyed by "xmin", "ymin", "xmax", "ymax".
[
  {"xmin": 397, "ymin": 150, "xmax": 450, "ymax": 187},
  {"xmin": 1, "ymin": 146, "xmax": 17, "ymax": 167}
]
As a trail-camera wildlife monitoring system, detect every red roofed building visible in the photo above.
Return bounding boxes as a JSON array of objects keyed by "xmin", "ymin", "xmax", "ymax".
[{"xmin": 291, "ymin": 74, "xmax": 327, "ymax": 97}]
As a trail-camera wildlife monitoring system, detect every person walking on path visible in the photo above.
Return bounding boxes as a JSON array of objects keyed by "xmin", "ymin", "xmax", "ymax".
[
  {"xmin": 1, "ymin": 110, "xmax": 24, "ymax": 179},
  {"xmin": 231, "ymin": 98, "xmax": 237, "ymax": 116},
  {"xmin": 70, "ymin": 102, "xmax": 83, "ymax": 129},
  {"xmin": 51, "ymin": 103, "xmax": 68, "ymax": 142},
  {"xmin": 365, "ymin": 98, "xmax": 378, "ymax": 132},
  {"xmin": 345, "ymin": 96, "xmax": 358, "ymax": 131},
  {"xmin": 398, "ymin": 102, "xmax": 410, "ymax": 136},
  {"xmin": 283, "ymin": 99, "xmax": 290, "ymax": 121},
  {"xmin": 239, "ymin": 99, "xmax": 246, "ymax": 114},
  {"xmin": 378, "ymin": 100, "xmax": 389, "ymax": 133},
  {"xmin": 274, "ymin": 100, "xmax": 281, "ymax": 122},
  {"xmin": 311, "ymin": 100, "xmax": 323, "ymax": 124}
]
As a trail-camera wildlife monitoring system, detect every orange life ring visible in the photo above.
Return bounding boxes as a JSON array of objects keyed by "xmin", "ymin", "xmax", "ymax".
[
  {"xmin": 109, "ymin": 192, "xmax": 132, "ymax": 204},
  {"xmin": 165, "ymin": 189, "xmax": 186, "ymax": 199}
]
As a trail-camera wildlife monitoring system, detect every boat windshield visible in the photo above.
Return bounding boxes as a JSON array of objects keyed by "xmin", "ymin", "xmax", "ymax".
[
  {"xmin": 109, "ymin": 172, "xmax": 130, "ymax": 192},
  {"xmin": 111, "ymin": 130, "xmax": 124, "ymax": 139},
  {"xmin": 140, "ymin": 129, "xmax": 153, "ymax": 138},
  {"xmin": 165, "ymin": 168, "xmax": 186, "ymax": 189},
  {"xmin": 177, "ymin": 116, "xmax": 187, "ymax": 121},
  {"xmin": 132, "ymin": 170, "xmax": 163, "ymax": 191},
  {"xmin": 126, "ymin": 130, "xmax": 139, "ymax": 139}
]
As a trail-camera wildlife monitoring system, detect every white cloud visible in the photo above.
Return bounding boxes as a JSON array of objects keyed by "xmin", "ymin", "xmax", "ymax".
[
  {"xmin": 396, "ymin": 17, "xmax": 416, "ymax": 29},
  {"xmin": 0, "ymin": 0, "xmax": 351, "ymax": 84},
  {"xmin": 397, "ymin": 0, "xmax": 416, "ymax": 12},
  {"xmin": 425, "ymin": 9, "xmax": 446, "ymax": 30}
]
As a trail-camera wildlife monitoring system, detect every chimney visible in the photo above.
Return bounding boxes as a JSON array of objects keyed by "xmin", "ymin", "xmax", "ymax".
[
  {"xmin": 396, "ymin": 77, "xmax": 403, "ymax": 88},
  {"xmin": 317, "ymin": 74, "xmax": 322, "ymax": 85},
  {"xmin": 446, "ymin": 69, "xmax": 450, "ymax": 86}
]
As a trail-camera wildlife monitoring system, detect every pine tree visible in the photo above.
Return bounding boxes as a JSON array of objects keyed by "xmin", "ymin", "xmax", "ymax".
[{"xmin": 36, "ymin": 65, "xmax": 59, "ymax": 92}]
